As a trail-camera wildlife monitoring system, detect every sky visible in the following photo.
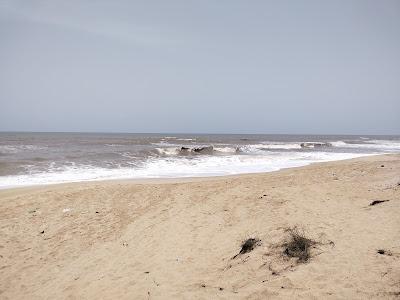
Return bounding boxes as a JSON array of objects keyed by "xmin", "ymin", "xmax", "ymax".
[{"xmin": 0, "ymin": 0, "xmax": 399, "ymax": 134}]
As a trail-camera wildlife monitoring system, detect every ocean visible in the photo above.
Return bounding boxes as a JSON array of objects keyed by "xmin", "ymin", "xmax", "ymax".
[{"xmin": 0, "ymin": 132, "xmax": 399, "ymax": 189}]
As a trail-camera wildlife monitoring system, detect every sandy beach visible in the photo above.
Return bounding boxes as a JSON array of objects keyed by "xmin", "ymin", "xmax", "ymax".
[{"xmin": 0, "ymin": 154, "xmax": 399, "ymax": 299}]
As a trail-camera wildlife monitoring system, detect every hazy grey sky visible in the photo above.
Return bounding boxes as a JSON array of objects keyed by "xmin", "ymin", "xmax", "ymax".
[{"xmin": 1, "ymin": 0, "xmax": 399, "ymax": 134}]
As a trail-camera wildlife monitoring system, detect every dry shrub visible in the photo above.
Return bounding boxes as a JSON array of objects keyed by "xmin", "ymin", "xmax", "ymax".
[{"xmin": 282, "ymin": 227, "xmax": 317, "ymax": 262}]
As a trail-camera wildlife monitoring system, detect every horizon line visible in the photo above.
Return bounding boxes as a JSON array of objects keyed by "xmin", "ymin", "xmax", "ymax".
[{"xmin": 0, "ymin": 130, "xmax": 399, "ymax": 136}]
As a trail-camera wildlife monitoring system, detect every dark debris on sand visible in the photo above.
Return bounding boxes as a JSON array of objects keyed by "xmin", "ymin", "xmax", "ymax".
[
  {"xmin": 232, "ymin": 238, "xmax": 261, "ymax": 259},
  {"xmin": 282, "ymin": 228, "xmax": 317, "ymax": 263},
  {"xmin": 377, "ymin": 249, "xmax": 393, "ymax": 256},
  {"xmin": 370, "ymin": 200, "xmax": 389, "ymax": 206}
]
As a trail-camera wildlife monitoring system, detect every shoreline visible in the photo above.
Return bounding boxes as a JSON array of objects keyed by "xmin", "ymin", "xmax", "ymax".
[
  {"xmin": 1, "ymin": 153, "xmax": 399, "ymax": 299},
  {"xmin": 0, "ymin": 153, "xmax": 390, "ymax": 192}
]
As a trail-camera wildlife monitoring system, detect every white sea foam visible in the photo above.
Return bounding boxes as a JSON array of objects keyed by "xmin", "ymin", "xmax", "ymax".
[
  {"xmin": 154, "ymin": 141, "xmax": 344, "ymax": 155},
  {"xmin": 156, "ymin": 146, "xmax": 237, "ymax": 155},
  {"xmin": 121, "ymin": 152, "xmax": 137, "ymax": 159},
  {"xmin": 151, "ymin": 141, "xmax": 181, "ymax": 147},
  {"xmin": 331, "ymin": 140, "xmax": 400, "ymax": 152},
  {"xmin": 0, "ymin": 145, "xmax": 47, "ymax": 154},
  {"xmin": 155, "ymin": 147, "xmax": 180, "ymax": 156},
  {"xmin": 261, "ymin": 143, "xmax": 302, "ymax": 150},
  {"xmin": 213, "ymin": 147, "xmax": 238, "ymax": 153},
  {"xmin": 239, "ymin": 143, "xmax": 303, "ymax": 153},
  {"xmin": 239, "ymin": 144, "xmax": 267, "ymax": 154},
  {"xmin": 366, "ymin": 140, "xmax": 400, "ymax": 150},
  {"xmin": 331, "ymin": 141, "xmax": 348, "ymax": 147},
  {"xmin": 0, "ymin": 151, "xmax": 373, "ymax": 189}
]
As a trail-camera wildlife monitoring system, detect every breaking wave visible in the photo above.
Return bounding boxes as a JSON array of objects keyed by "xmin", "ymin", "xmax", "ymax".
[
  {"xmin": 1, "ymin": 134, "xmax": 399, "ymax": 189},
  {"xmin": 0, "ymin": 152, "xmax": 371, "ymax": 189}
]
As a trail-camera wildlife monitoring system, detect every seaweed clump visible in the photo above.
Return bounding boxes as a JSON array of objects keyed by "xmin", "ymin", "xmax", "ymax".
[
  {"xmin": 232, "ymin": 238, "xmax": 260, "ymax": 259},
  {"xmin": 283, "ymin": 228, "xmax": 317, "ymax": 262},
  {"xmin": 369, "ymin": 200, "xmax": 389, "ymax": 206}
]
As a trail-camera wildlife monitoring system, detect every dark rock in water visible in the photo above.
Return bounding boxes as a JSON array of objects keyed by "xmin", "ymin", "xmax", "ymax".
[
  {"xmin": 179, "ymin": 146, "xmax": 215, "ymax": 155},
  {"xmin": 178, "ymin": 147, "xmax": 191, "ymax": 155},
  {"xmin": 300, "ymin": 142, "xmax": 332, "ymax": 148},
  {"xmin": 369, "ymin": 200, "xmax": 389, "ymax": 206},
  {"xmin": 193, "ymin": 146, "xmax": 214, "ymax": 154}
]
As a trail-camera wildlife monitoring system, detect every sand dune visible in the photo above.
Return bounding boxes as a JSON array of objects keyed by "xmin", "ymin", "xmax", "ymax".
[{"xmin": 0, "ymin": 154, "xmax": 399, "ymax": 299}]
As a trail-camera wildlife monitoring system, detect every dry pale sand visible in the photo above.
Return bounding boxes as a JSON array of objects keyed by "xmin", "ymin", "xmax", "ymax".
[{"xmin": 0, "ymin": 154, "xmax": 399, "ymax": 299}]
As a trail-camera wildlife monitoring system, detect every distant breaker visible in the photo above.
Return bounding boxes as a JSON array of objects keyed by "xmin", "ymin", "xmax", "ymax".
[
  {"xmin": 300, "ymin": 142, "xmax": 332, "ymax": 149},
  {"xmin": 181, "ymin": 146, "xmax": 215, "ymax": 155},
  {"xmin": 155, "ymin": 142, "xmax": 335, "ymax": 156},
  {"xmin": 155, "ymin": 145, "xmax": 240, "ymax": 156}
]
